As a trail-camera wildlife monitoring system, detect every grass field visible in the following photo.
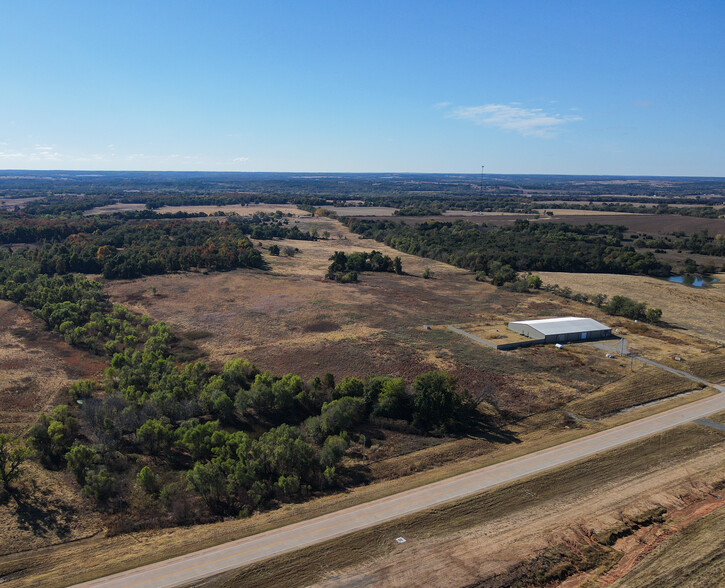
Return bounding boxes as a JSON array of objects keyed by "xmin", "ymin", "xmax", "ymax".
[
  {"xmin": 106, "ymin": 214, "xmax": 637, "ymax": 419},
  {"xmin": 0, "ymin": 301, "xmax": 107, "ymax": 436},
  {"xmin": 536, "ymin": 271, "xmax": 725, "ymax": 345}
]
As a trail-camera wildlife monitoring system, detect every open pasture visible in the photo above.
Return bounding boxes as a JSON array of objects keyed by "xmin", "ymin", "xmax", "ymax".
[
  {"xmin": 536, "ymin": 271, "xmax": 725, "ymax": 345},
  {"xmin": 0, "ymin": 301, "xmax": 106, "ymax": 436},
  {"xmin": 107, "ymin": 215, "xmax": 681, "ymax": 420}
]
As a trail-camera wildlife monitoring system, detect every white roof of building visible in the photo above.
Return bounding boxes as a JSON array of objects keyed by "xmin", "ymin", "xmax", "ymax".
[{"xmin": 509, "ymin": 316, "xmax": 610, "ymax": 336}]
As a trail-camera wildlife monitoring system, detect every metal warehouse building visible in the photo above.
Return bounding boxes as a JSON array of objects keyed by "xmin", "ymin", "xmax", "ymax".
[{"xmin": 508, "ymin": 316, "xmax": 612, "ymax": 343}]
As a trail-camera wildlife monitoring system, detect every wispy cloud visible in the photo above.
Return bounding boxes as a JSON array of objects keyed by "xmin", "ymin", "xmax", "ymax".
[
  {"xmin": 0, "ymin": 150, "xmax": 26, "ymax": 159},
  {"xmin": 232, "ymin": 157, "xmax": 249, "ymax": 163},
  {"xmin": 33, "ymin": 145, "xmax": 62, "ymax": 160},
  {"xmin": 442, "ymin": 103, "xmax": 582, "ymax": 137}
]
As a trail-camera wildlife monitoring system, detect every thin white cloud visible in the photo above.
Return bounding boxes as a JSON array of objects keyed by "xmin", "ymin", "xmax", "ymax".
[
  {"xmin": 233, "ymin": 157, "xmax": 249, "ymax": 163},
  {"xmin": 445, "ymin": 103, "xmax": 582, "ymax": 137},
  {"xmin": 0, "ymin": 150, "xmax": 26, "ymax": 159},
  {"xmin": 434, "ymin": 101, "xmax": 451, "ymax": 110}
]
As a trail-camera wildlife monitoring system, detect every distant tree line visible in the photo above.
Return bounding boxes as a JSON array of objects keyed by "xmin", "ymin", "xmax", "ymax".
[{"xmin": 347, "ymin": 219, "xmax": 671, "ymax": 277}]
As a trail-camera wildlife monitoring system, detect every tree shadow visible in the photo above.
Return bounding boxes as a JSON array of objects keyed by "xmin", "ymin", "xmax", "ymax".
[
  {"xmin": 467, "ymin": 419, "xmax": 521, "ymax": 445},
  {"xmin": 5, "ymin": 485, "xmax": 77, "ymax": 540}
]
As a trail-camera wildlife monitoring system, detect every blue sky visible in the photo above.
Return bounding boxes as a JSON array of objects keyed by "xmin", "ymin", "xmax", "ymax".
[{"xmin": 1, "ymin": 1, "xmax": 723, "ymax": 175}]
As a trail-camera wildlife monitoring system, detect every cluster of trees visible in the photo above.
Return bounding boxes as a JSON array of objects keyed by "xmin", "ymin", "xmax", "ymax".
[
  {"xmin": 543, "ymin": 285, "xmax": 663, "ymax": 323},
  {"xmin": 1, "ymin": 213, "xmax": 322, "ymax": 280},
  {"xmin": 325, "ymin": 250, "xmax": 402, "ymax": 282},
  {"xmin": 27, "ymin": 337, "xmax": 480, "ymax": 519},
  {"xmin": 633, "ymin": 229, "xmax": 725, "ymax": 258},
  {"xmin": 0, "ymin": 214, "xmax": 117, "ymax": 244},
  {"xmin": 0, "ymin": 252, "xmax": 164, "ymax": 355},
  {"xmin": 601, "ymin": 295, "xmax": 663, "ymax": 323},
  {"xmin": 348, "ymin": 219, "xmax": 671, "ymax": 277},
  {"xmin": 18, "ymin": 220, "xmax": 265, "ymax": 279}
]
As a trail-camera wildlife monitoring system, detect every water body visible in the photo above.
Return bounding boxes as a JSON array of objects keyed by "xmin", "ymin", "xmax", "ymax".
[{"xmin": 667, "ymin": 275, "xmax": 718, "ymax": 288}]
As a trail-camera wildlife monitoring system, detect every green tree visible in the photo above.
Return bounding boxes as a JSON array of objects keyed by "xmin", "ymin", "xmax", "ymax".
[
  {"xmin": 28, "ymin": 405, "xmax": 79, "ymax": 468},
  {"xmin": 136, "ymin": 419, "xmax": 175, "ymax": 455},
  {"xmin": 319, "ymin": 435, "xmax": 348, "ymax": 468},
  {"xmin": 393, "ymin": 256, "xmax": 403, "ymax": 275},
  {"xmin": 0, "ymin": 434, "xmax": 33, "ymax": 491},
  {"xmin": 82, "ymin": 468, "xmax": 117, "ymax": 501},
  {"xmin": 374, "ymin": 377, "xmax": 411, "ymax": 420},
  {"xmin": 65, "ymin": 444, "xmax": 99, "ymax": 485},
  {"xmin": 334, "ymin": 376, "xmax": 365, "ymax": 399},
  {"xmin": 137, "ymin": 466, "xmax": 159, "ymax": 495},
  {"xmin": 412, "ymin": 371, "xmax": 461, "ymax": 433},
  {"xmin": 645, "ymin": 307, "xmax": 663, "ymax": 323}
]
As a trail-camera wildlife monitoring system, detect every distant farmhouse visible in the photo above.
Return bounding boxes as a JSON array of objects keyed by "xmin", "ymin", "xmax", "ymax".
[{"xmin": 508, "ymin": 317, "xmax": 612, "ymax": 344}]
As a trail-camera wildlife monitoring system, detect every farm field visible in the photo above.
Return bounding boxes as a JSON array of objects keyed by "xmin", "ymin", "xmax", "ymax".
[{"xmin": 536, "ymin": 271, "xmax": 725, "ymax": 345}]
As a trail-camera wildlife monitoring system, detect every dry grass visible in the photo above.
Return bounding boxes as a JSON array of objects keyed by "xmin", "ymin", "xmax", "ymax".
[
  {"xmin": 565, "ymin": 364, "xmax": 704, "ymax": 419},
  {"xmin": 324, "ymin": 206, "xmax": 398, "ymax": 216},
  {"xmin": 0, "ymin": 301, "xmax": 106, "ymax": 436},
  {"xmin": 156, "ymin": 203, "xmax": 304, "ymax": 216},
  {"xmin": 105, "ymin": 215, "xmax": 629, "ymax": 418},
  {"xmin": 0, "ymin": 464, "xmax": 104, "ymax": 557},
  {"xmin": 611, "ymin": 500, "xmax": 725, "ymax": 587},
  {"xmin": 536, "ymin": 271, "xmax": 725, "ymax": 345}
]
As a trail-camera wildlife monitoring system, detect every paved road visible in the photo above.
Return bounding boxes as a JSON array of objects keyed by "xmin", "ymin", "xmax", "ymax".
[{"xmin": 75, "ymin": 382, "xmax": 725, "ymax": 588}]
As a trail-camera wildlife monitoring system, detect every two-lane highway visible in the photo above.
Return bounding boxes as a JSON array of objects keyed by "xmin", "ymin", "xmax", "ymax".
[{"xmin": 75, "ymin": 384, "xmax": 725, "ymax": 588}]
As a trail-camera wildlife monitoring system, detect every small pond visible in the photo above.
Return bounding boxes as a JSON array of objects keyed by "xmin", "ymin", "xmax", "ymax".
[{"xmin": 667, "ymin": 275, "xmax": 718, "ymax": 288}]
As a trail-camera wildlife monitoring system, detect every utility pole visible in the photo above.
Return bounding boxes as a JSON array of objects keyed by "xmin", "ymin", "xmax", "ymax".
[{"xmin": 480, "ymin": 165, "xmax": 485, "ymax": 196}]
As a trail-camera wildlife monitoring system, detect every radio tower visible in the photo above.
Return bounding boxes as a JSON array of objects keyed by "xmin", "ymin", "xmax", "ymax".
[{"xmin": 480, "ymin": 165, "xmax": 484, "ymax": 196}]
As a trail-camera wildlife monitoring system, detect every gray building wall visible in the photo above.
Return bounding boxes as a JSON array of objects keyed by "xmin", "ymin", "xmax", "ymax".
[{"xmin": 508, "ymin": 323, "xmax": 612, "ymax": 343}]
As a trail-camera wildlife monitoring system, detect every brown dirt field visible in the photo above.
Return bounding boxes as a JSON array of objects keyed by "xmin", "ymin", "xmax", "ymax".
[
  {"xmin": 324, "ymin": 206, "xmax": 398, "ymax": 216},
  {"xmin": 0, "ymin": 197, "xmax": 43, "ymax": 210},
  {"xmin": 105, "ymin": 215, "xmax": 631, "ymax": 418},
  {"xmin": 535, "ymin": 271, "xmax": 725, "ymax": 345},
  {"xmin": 83, "ymin": 202, "xmax": 147, "ymax": 215},
  {"xmin": 609, "ymin": 497, "xmax": 725, "ymax": 587},
  {"xmin": 156, "ymin": 203, "xmax": 304, "ymax": 216},
  {"xmin": 0, "ymin": 301, "xmax": 107, "ymax": 436}
]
